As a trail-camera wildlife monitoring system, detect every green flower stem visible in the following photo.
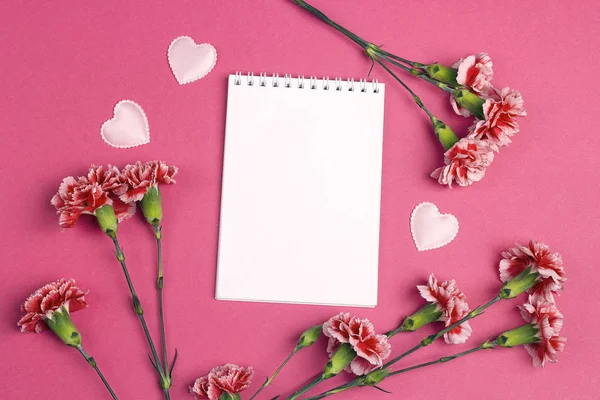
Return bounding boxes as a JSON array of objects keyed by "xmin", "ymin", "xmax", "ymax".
[
  {"xmin": 377, "ymin": 53, "xmax": 456, "ymax": 92},
  {"xmin": 77, "ymin": 345, "xmax": 119, "ymax": 400},
  {"xmin": 388, "ymin": 342, "xmax": 493, "ymax": 377},
  {"xmin": 385, "ymin": 326, "xmax": 404, "ymax": 338},
  {"xmin": 155, "ymin": 226, "xmax": 172, "ymax": 382},
  {"xmin": 287, "ymin": 374, "xmax": 324, "ymax": 400},
  {"xmin": 110, "ymin": 234, "xmax": 169, "ymax": 399},
  {"xmin": 373, "ymin": 57, "xmax": 435, "ymax": 119},
  {"xmin": 250, "ymin": 347, "xmax": 300, "ymax": 400},
  {"xmin": 375, "ymin": 47, "xmax": 424, "ymax": 68},
  {"xmin": 292, "ymin": 0, "xmax": 421, "ymax": 67},
  {"xmin": 291, "ymin": 0, "xmax": 464, "ymax": 96},
  {"xmin": 293, "ymin": 1, "xmax": 367, "ymax": 48},
  {"xmin": 304, "ymin": 381, "xmax": 358, "ymax": 400}
]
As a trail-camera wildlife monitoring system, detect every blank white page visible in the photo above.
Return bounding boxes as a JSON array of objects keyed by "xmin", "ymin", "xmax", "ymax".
[{"xmin": 216, "ymin": 73, "xmax": 385, "ymax": 307}]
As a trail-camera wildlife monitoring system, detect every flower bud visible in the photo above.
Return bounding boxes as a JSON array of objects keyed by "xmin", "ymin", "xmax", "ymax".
[
  {"xmin": 452, "ymin": 89, "xmax": 485, "ymax": 120},
  {"xmin": 323, "ymin": 343, "xmax": 355, "ymax": 379},
  {"xmin": 495, "ymin": 324, "xmax": 540, "ymax": 348},
  {"xmin": 45, "ymin": 305, "xmax": 82, "ymax": 348},
  {"xmin": 297, "ymin": 324, "xmax": 322, "ymax": 349},
  {"xmin": 499, "ymin": 267, "xmax": 539, "ymax": 299},
  {"xmin": 95, "ymin": 205, "xmax": 118, "ymax": 237},
  {"xmin": 141, "ymin": 186, "xmax": 163, "ymax": 227},
  {"xmin": 363, "ymin": 368, "xmax": 390, "ymax": 386},
  {"xmin": 431, "ymin": 117, "xmax": 459, "ymax": 151},
  {"xmin": 401, "ymin": 302, "xmax": 443, "ymax": 332},
  {"xmin": 424, "ymin": 63, "xmax": 458, "ymax": 86}
]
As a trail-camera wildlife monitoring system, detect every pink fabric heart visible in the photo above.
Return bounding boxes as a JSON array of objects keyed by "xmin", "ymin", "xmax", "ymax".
[
  {"xmin": 168, "ymin": 36, "xmax": 217, "ymax": 85},
  {"xmin": 100, "ymin": 100, "xmax": 150, "ymax": 149},
  {"xmin": 410, "ymin": 202, "xmax": 459, "ymax": 251}
]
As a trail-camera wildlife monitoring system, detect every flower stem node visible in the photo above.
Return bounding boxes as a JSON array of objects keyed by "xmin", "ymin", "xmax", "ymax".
[
  {"xmin": 297, "ymin": 324, "xmax": 323, "ymax": 349},
  {"xmin": 496, "ymin": 324, "xmax": 540, "ymax": 348},
  {"xmin": 424, "ymin": 63, "xmax": 458, "ymax": 86},
  {"xmin": 95, "ymin": 205, "xmax": 118, "ymax": 237},
  {"xmin": 365, "ymin": 43, "xmax": 380, "ymax": 59},
  {"xmin": 499, "ymin": 267, "xmax": 540, "ymax": 299},
  {"xmin": 363, "ymin": 368, "xmax": 390, "ymax": 386},
  {"xmin": 421, "ymin": 335, "xmax": 436, "ymax": 347},
  {"xmin": 431, "ymin": 117, "xmax": 460, "ymax": 151},
  {"xmin": 323, "ymin": 343, "xmax": 356, "ymax": 379},
  {"xmin": 452, "ymin": 89, "xmax": 485, "ymax": 120},
  {"xmin": 401, "ymin": 303, "xmax": 443, "ymax": 332},
  {"xmin": 160, "ymin": 375, "xmax": 172, "ymax": 390},
  {"xmin": 141, "ymin": 186, "xmax": 163, "ymax": 227},
  {"xmin": 45, "ymin": 305, "xmax": 82, "ymax": 348},
  {"xmin": 132, "ymin": 296, "xmax": 144, "ymax": 316}
]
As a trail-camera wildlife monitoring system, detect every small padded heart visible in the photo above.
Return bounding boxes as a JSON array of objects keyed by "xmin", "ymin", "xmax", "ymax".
[
  {"xmin": 100, "ymin": 100, "xmax": 150, "ymax": 149},
  {"xmin": 410, "ymin": 202, "xmax": 459, "ymax": 251},
  {"xmin": 168, "ymin": 36, "xmax": 217, "ymax": 85}
]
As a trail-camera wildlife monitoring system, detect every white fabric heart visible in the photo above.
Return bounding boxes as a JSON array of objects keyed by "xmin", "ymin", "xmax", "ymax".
[
  {"xmin": 100, "ymin": 100, "xmax": 150, "ymax": 149},
  {"xmin": 410, "ymin": 202, "xmax": 459, "ymax": 251},
  {"xmin": 168, "ymin": 36, "xmax": 217, "ymax": 85}
]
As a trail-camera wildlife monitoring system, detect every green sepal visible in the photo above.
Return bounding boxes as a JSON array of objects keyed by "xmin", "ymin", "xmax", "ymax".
[
  {"xmin": 45, "ymin": 305, "xmax": 82, "ymax": 347},
  {"xmin": 141, "ymin": 186, "xmax": 163, "ymax": 227},
  {"xmin": 297, "ymin": 324, "xmax": 322, "ymax": 348},
  {"xmin": 499, "ymin": 267, "xmax": 540, "ymax": 299},
  {"xmin": 95, "ymin": 205, "xmax": 118, "ymax": 237},
  {"xmin": 431, "ymin": 117, "xmax": 460, "ymax": 151},
  {"xmin": 323, "ymin": 343, "xmax": 355, "ymax": 379},
  {"xmin": 218, "ymin": 393, "xmax": 241, "ymax": 400},
  {"xmin": 401, "ymin": 302, "xmax": 443, "ymax": 332},
  {"xmin": 496, "ymin": 324, "xmax": 540, "ymax": 348},
  {"xmin": 453, "ymin": 89, "xmax": 485, "ymax": 120},
  {"xmin": 424, "ymin": 63, "xmax": 458, "ymax": 86}
]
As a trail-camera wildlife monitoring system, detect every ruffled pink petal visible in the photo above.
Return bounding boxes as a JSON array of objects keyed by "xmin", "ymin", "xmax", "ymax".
[
  {"xmin": 349, "ymin": 357, "xmax": 376, "ymax": 376},
  {"xmin": 118, "ymin": 160, "xmax": 178, "ymax": 203},
  {"xmin": 431, "ymin": 138, "xmax": 494, "ymax": 188},
  {"xmin": 323, "ymin": 312, "xmax": 352, "ymax": 343}
]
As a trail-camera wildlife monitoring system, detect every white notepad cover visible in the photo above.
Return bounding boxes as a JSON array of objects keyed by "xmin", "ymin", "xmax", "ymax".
[{"xmin": 216, "ymin": 74, "xmax": 386, "ymax": 307}]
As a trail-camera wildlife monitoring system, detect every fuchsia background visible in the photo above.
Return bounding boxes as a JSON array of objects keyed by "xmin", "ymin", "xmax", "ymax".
[{"xmin": 1, "ymin": 0, "xmax": 599, "ymax": 399}]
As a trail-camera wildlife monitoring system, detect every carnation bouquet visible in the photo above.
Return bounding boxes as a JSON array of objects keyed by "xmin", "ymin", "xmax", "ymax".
[
  {"xmin": 190, "ymin": 240, "xmax": 566, "ymax": 400},
  {"xmin": 290, "ymin": 0, "xmax": 526, "ymax": 188}
]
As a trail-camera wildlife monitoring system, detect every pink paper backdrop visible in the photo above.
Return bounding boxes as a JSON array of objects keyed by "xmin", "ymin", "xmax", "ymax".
[{"xmin": 1, "ymin": 0, "xmax": 598, "ymax": 399}]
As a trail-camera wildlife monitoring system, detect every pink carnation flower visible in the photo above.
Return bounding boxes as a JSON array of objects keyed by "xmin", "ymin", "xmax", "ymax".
[
  {"xmin": 190, "ymin": 364, "xmax": 254, "ymax": 400},
  {"xmin": 18, "ymin": 278, "xmax": 89, "ymax": 333},
  {"xmin": 453, "ymin": 53, "xmax": 494, "ymax": 95},
  {"xmin": 417, "ymin": 274, "xmax": 472, "ymax": 344},
  {"xmin": 323, "ymin": 313, "xmax": 391, "ymax": 375},
  {"xmin": 431, "ymin": 138, "xmax": 495, "ymax": 188},
  {"xmin": 450, "ymin": 53, "xmax": 493, "ymax": 117},
  {"xmin": 499, "ymin": 240, "xmax": 566, "ymax": 302},
  {"xmin": 51, "ymin": 165, "xmax": 135, "ymax": 229},
  {"xmin": 467, "ymin": 87, "xmax": 527, "ymax": 150},
  {"xmin": 118, "ymin": 160, "xmax": 178, "ymax": 203},
  {"xmin": 519, "ymin": 296, "xmax": 566, "ymax": 367}
]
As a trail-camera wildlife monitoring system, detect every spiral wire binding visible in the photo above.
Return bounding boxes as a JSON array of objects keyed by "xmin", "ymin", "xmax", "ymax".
[{"xmin": 233, "ymin": 72, "xmax": 380, "ymax": 93}]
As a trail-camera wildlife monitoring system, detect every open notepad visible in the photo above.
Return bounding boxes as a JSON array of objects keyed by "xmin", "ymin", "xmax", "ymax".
[{"xmin": 216, "ymin": 73, "xmax": 386, "ymax": 307}]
